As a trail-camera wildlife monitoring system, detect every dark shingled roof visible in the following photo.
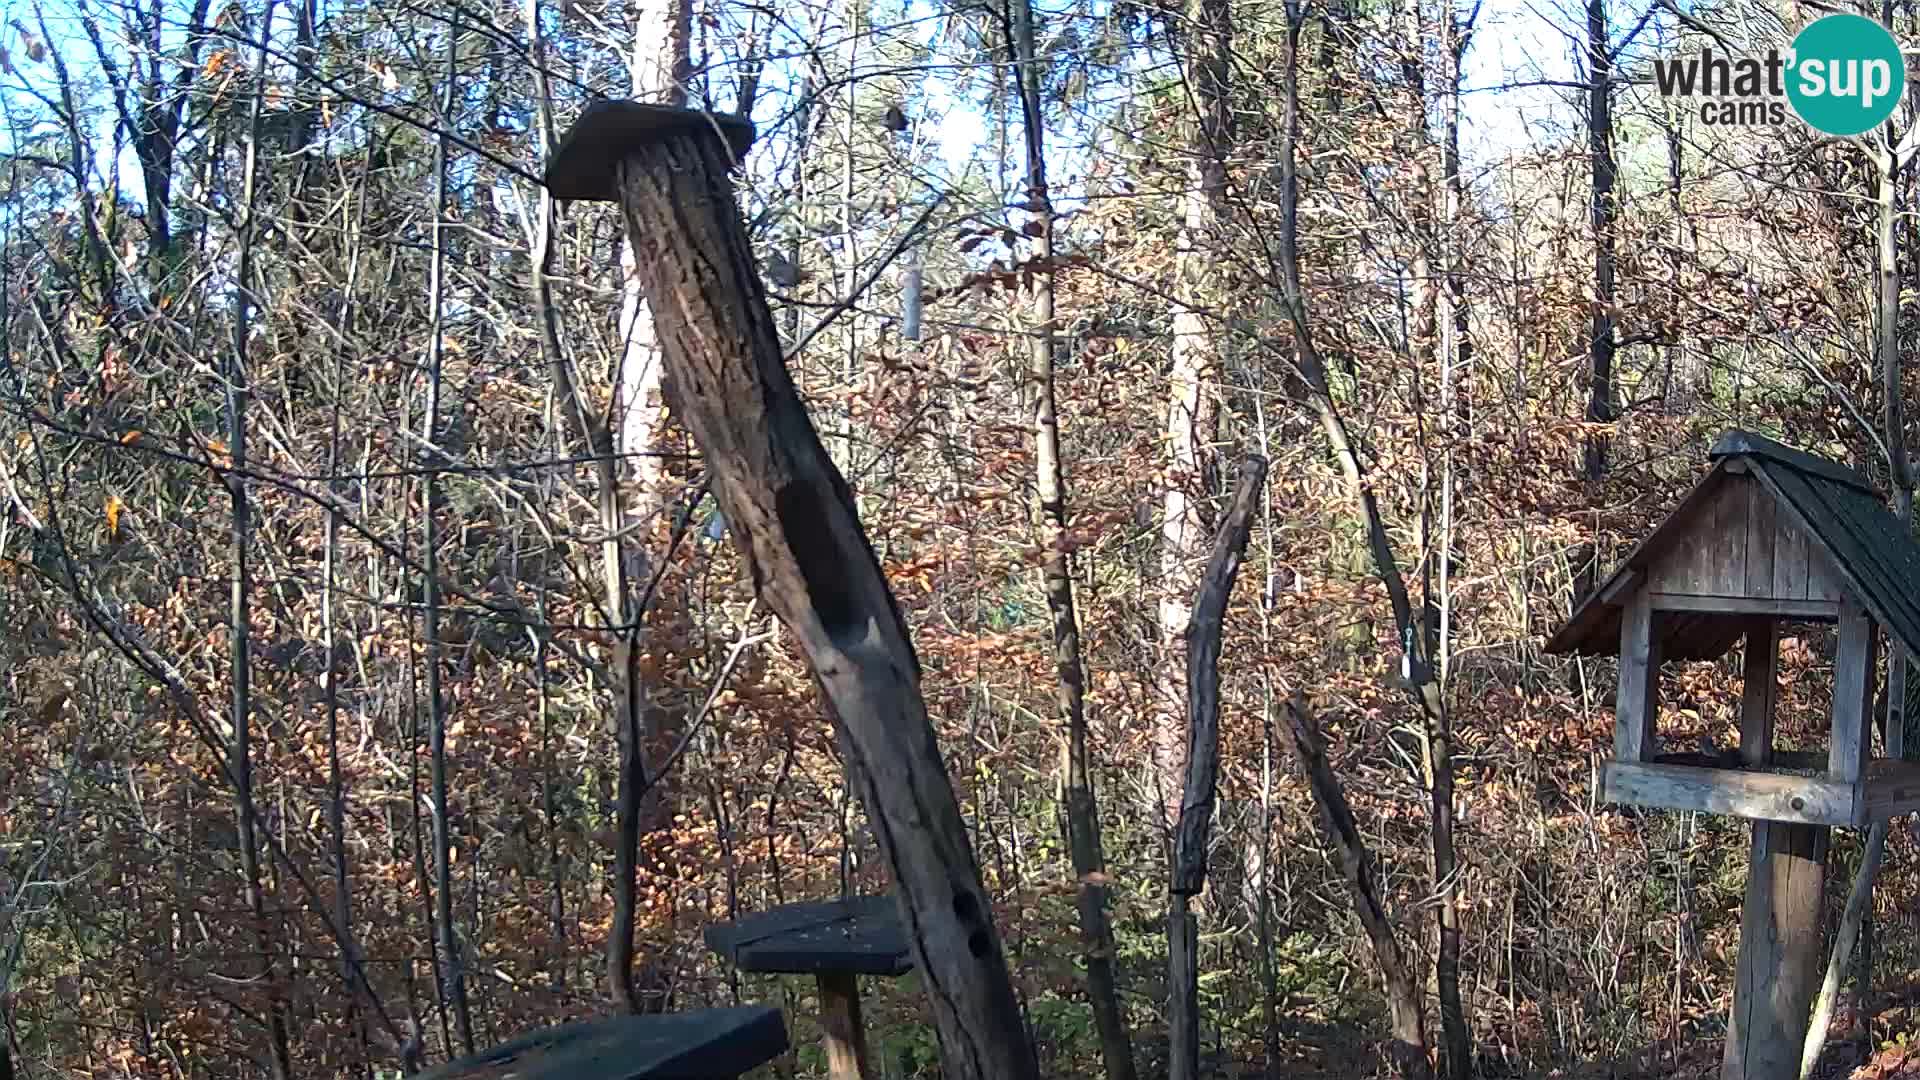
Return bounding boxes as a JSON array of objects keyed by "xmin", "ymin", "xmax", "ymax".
[{"xmin": 1545, "ymin": 429, "xmax": 1920, "ymax": 662}]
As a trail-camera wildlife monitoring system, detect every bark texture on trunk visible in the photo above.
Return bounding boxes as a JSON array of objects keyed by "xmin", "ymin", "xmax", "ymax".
[
  {"xmin": 1169, "ymin": 457, "xmax": 1267, "ymax": 1080},
  {"xmin": 227, "ymin": 13, "xmax": 292, "ymax": 1075},
  {"xmin": 1579, "ymin": 0, "xmax": 1617, "ymax": 601},
  {"xmin": 422, "ymin": 15, "xmax": 475, "ymax": 1053},
  {"xmin": 1005, "ymin": 0, "xmax": 1135, "ymax": 1070},
  {"xmin": 1274, "ymin": 5, "xmax": 1452, "ymax": 1071},
  {"xmin": 1155, "ymin": 0, "xmax": 1233, "ymax": 830},
  {"xmin": 603, "ymin": 126, "xmax": 1040, "ymax": 1080},
  {"xmin": 605, "ymin": 0, "xmax": 690, "ymax": 1013}
]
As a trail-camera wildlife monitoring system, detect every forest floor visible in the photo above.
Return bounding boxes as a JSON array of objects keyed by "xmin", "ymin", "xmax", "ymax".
[{"xmin": 1519, "ymin": 998, "xmax": 1920, "ymax": 1080}]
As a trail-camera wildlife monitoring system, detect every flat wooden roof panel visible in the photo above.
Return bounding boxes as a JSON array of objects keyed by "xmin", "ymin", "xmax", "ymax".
[
  {"xmin": 704, "ymin": 896, "xmax": 914, "ymax": 977},
  {"xmin": 413, "ymin": 1008, "xmax": 789, "ymax": 1080}
]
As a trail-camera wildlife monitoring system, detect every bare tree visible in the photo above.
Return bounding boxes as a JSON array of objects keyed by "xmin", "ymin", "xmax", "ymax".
[
  {"xmin": 225, "ymin": 5, "xmax": 291, "ymax": 1075},
  {"xmin": 1003, "ymin": 0, "xmax": 1134, "ymax": 1073}
]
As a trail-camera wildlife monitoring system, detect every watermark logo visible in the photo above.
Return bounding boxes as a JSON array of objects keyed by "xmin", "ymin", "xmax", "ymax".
[{"xmin": 1651, "ymin": 13, "xmax": 1904, "ymax": 136}]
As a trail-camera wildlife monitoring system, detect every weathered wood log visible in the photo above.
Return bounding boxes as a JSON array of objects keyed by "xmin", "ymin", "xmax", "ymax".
[
  {"xmin": 816, "ymin": 972, "xmax": 872, "ymax": 1080},
  {"xmin": 544, "ymin": 102, "xmax": 1038, "ymax": 1080},
  {"xmin": 1168, "ymin": 455, "xmax": 1266, "ymax": 1080}
]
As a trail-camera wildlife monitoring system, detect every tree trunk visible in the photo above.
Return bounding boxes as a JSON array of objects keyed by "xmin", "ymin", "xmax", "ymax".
[
  {"xmin": 226, "ymin": 11, "xmax": 291, "ymax": 1076},
  {"xmin": 1277, "ymin": 694, "xmax": 1431, "ymax": 1078},
  {"xmin": 1803, "ymin": 116, "xmax": 1915, "ymax": 1078},
  {"xmin": 1801, "ymin": 823, "xmax": 1885, "ymax": 1079},
  {"xmin": 1169, "ymin": 457, "xmax": 1267, "ymax": 1080},
  {"xmin": 324, "ymin": 143, "xmax": 373, "ymax": 1080},
  {"xmin": 422, "ymin": 14, "xmax": 475, "ymax": 1055},
  {"xmin": 1156, "ymin": 0, "xmax": 1233, "ymax": 830},
  {"xmin": 580, "ymin": 113, "xmax": 1041, "ymax": 1080},
  {"xmin": 604, "ymin": 0, "xmax": 691, "ymax": 1014},
  {"xmin": 1276, "ymin": 2, "xmax": 1459, "ymax": 1070},
  {"xmin": 1578, "ymin": 0, "xmax": 1617, "ymax": 601},
  {"xmin": 1004, "ymin": 0, "xmax": 1134, "ymax": 1075}
]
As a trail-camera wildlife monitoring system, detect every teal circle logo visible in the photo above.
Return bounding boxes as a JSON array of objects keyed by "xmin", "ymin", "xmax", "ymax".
[{"xmin": 1786, "ymin": 14, "xmax": 1905, "ymax": 136}]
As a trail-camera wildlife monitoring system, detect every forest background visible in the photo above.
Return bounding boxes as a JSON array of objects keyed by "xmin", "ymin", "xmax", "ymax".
[{"xmin": 1, "ymin": 0, "xmax": 1916, "ymax": 1075}]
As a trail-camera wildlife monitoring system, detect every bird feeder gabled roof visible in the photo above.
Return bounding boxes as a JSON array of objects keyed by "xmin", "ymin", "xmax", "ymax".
[{"xmin": 1545, "ymin": 429, "xmax": 1920, "ymax": 662}]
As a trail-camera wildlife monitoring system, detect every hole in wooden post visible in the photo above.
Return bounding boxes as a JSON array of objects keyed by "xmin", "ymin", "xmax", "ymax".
[
  {"xmin": 1791, "ymin": 796, "xmax": 1806, "ymax": 811},
  {"xmin": 777, "ymin": 483, "xmax": 857, "ymax": 635}
]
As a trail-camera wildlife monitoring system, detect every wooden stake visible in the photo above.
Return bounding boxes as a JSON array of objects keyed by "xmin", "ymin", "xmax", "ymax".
[
  {"xmin": 1723, "ymin": 820, "xmax": 1828, "ymax": 1080},
  {"xmin": 815, "ymin": 972, "xmax": 871, "ymax": 1080}
]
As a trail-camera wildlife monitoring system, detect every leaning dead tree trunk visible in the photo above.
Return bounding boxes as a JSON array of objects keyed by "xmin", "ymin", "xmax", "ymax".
[
  {"xmin": 544, "ymin": 103, "xmax": 1039, "ymax": 1080},
  {"xmin": 1277, "ymin": 693, "xmax": 1432, "ymax": 1079},
  {"xmin": 1169, "ymin": 457, "xmax": 1267, "ymax": 1080}
]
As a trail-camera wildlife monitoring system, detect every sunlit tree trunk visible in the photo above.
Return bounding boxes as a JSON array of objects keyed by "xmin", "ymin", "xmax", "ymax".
[
  {"xmin": 1577, "ymin": 0, "xmax": 1616, "ymax": 602},
  {"xmin": 421, "ymin": 12, "xmax": 475, "ymax": 1055},
  {"xmin": 1155, "ymin": 0, "xmax": 1232, "ymax": 831},
  {"xmin": 1007, "ymin": 0, "xmax": 1135, "ymax": 1074},
  {"xmin": 602, "ymin": 0, "xmax": 691, "ymax": 1016},
  {"xmin": 1276, "ymin": 1, "xmax": 1444, "ymax": 1071}
]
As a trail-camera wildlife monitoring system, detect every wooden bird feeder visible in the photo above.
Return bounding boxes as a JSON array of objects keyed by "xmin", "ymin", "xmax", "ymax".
[
  {"xmin": 411, "ymin": 1007, "xmax": 789, "ymax": 1079},
  {"xmin": 705, "ymin": 896, "xmax": 913, "ymax": 1080},
  {"xmin": 1547, "ymin": 428, "xmax": 1920, "ymax": 1079}
]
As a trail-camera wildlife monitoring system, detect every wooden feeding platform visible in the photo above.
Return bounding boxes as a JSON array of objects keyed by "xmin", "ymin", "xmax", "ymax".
[
  {"xmin": 1546, "ymin": 429, "xmax": 1920, "ymax": 1079},
  {"xmin": 411, "ymin": 1007, "xmax": 789, "ymax": 1080},
  {"xmin": 704, "ymin": 896, "xmax": 913, "ymax": 1080}
]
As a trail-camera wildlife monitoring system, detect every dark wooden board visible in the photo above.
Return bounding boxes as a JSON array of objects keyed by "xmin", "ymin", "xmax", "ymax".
[
  {"xmin": 544, "ymin": 101, "xmax": 756, "ymax": 201},
  {"xmin": 705, "ymin": 896, "xmax": 915, "ymax": 977},
  {"xmin": 412, "ymin": 1007, "xmax": 788, "ymax": 1080}
]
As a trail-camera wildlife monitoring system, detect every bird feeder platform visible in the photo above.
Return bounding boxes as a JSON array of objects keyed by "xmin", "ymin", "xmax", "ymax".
[
  {"xmin": 411, "ymin": 1007, "xmax": 789, "ymax": 1080},
  {"xmin": 1547, "ymin": 429, "xmax": 1920, "ymax": 828},
  {"xmin": 705, "ymin": 896, "xmax": 913, "ymax": 1080}
]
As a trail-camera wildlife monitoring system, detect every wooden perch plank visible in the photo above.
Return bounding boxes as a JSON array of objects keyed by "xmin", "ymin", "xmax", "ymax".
[
  {"xmin": 412, "ymin": 1009, "xmax": 788, "ymax": 1080},
  {"xmin": 703, "ymin": 897, "xmax": 912, "ymax": 977},
  {"xmin": 577, "ymin": 114, "xmax": 1037, "ymax": 1080},
  {"xmin": 1601, "ymin": 761, "xmax": 1856, "ymax": 826}
]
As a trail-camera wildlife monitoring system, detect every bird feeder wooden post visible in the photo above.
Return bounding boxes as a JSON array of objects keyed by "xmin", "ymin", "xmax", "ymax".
[
  {"xmin": 1546, "ymin": 430, "xmax": 1920, "ymax": 1080},
  {"xmin": 542, "ymin": 102, "xmax": 1039, "ymax": 1080},
  {"xmin": 705, "ymin": 896, "xmax": 915, "ymax": 1080}
]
